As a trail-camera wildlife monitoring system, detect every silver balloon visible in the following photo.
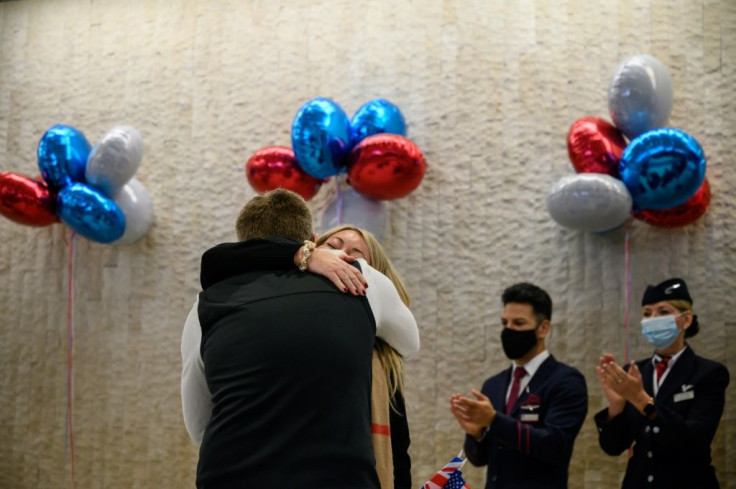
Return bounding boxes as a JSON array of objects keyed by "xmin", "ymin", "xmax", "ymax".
[
  {"xmin": 319, "ymin": 186, "xmax": 387, "ymax": 240},
  {"xmin": 608, "ymin": 54, "xmax": 673, "ymax": 139},
  {"xmin": 112, "ymin": 178, "xmax": 154, "ymax": 245},
  {"xmin": 547, "ymin": 173, "xmax": 632, "ymax": 232},
  {"xmin": 85, "ymin": 126, "xmax": 144, "ymax": 196}
]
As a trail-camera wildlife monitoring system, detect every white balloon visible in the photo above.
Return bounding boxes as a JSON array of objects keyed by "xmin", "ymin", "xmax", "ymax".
[
  {"xmin": 319, "ymin": 186, "xmax": 387, "ymax": 240},
  {"xmin": 547, "ymin": 174, "xmax": 632, "ymax": 233},
  {"xmin": 608, "ymin": 54, "xmax": 673, "ymax": 139},
  {"xmin": 85, "ymin": 126, "xmax": 144, "ymax": 196},
  {"xmin": 112, "ymin": 178, "xmax": 154, "ymax": 245}
]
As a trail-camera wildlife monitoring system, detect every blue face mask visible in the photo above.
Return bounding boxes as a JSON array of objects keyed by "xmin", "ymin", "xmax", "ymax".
[{"xmin": 641, "ymin": 315, "xmax": 681, "ymax": 349}]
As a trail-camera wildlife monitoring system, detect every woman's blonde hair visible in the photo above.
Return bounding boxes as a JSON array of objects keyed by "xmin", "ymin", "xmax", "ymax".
[
  {"xmin": 667, "ymin": 299, "xmax": 699, "ymax": 338},
  {"xmin": 316, "ymin": 225, "xmax": 410, "ymax": 404}
]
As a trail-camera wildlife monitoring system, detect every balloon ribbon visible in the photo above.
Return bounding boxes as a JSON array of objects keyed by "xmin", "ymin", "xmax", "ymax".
[
  {"xmin": 66, "ymin": 231, "xmax": 77, "ymax": 485},
  {"xmin": 623, "ymin": 225, "xmax": 631, "ymax": 364},
  {"xmin": 336, "ymin": 177, "xmax": 343, "ymax": 225},
  {"xmin": 624, "ymin": 224, "xmax": 634, "ymax": 460}
]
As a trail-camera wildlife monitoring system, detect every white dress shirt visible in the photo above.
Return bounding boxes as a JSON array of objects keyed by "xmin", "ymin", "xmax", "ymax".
[
  {"xmin": 652, "ymin": 346, "xmax": 687, "ymax": 396},
  {"xmin": 505, "ymin": 349, "xmax": 550, "ymax": 403}
]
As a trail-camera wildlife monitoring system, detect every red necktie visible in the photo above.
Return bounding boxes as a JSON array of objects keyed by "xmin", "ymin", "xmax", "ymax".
[
  {"xmin": 655, "ymin": 356, "xmax": 671, "ymax": 382},
  {"xmin": 506, "ymin": 366, "xmax": 527, "ymax": 414}
]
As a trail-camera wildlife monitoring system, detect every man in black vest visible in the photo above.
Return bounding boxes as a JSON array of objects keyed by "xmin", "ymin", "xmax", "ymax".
[{"xmin": 181, "ymin": 189, "xmax": 419, "ymax": 489}]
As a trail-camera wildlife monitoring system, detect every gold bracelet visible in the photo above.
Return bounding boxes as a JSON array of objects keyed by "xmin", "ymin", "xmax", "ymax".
[{"xmin": 298, "ymin": 240, "xmax": 316, "ymax": 271}]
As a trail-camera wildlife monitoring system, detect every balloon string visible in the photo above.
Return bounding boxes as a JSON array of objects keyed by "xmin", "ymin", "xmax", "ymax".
[
  {"xmin": 66, "ymin": 231, "xmax": 77, "ymax": 486},
  {"xmin": 623, "ymin": 225, "xmax": 631, "ymax": 364},
  {"xmin": 624, "ymin": 224, "xmax": 634, "ymax": 460},
  {"xmin": 336, "ymin": 177, "xmax": 344, "ymax": 225}
]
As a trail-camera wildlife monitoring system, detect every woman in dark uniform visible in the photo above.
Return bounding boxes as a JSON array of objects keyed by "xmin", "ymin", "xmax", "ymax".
[{"xmin": 594, "ymin": 278, "xmax": 730, "ymax": 489}]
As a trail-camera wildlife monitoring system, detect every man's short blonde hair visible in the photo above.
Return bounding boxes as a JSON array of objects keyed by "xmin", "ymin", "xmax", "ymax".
[{"xmin": 235, "ymin": 189, "xmax": 314, "ymax": 242}]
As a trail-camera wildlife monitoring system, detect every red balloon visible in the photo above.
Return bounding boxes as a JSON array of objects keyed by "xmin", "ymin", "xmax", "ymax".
[
  {"xmin": 347, "ymin": 134, "xmax": 426, "ymax": 200},
  {"xmin": 567, "ymin": 117, "xmax": 627, "ymax": 176},
  {"xmin": 245, "ymin": 146, "xmax": 323, "ymax": 201},
  {"xmin": 634, "ymin": 178, "xmax": 711, "ymax": 228},
  {"xmin": 0, "ymin": 172, "xmax": 59, "ymax": 226}
]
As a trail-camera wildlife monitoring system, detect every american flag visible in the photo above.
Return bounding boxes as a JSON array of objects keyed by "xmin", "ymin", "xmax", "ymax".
[{"xmin": 420, "ymin": 452, "xmax": 471, "ymax": 489}]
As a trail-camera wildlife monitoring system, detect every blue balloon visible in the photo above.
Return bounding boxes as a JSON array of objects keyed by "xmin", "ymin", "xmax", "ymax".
[
  {"xmin": 291, "ymin": 98, "xmax": 351, "ymax": 179},
  {"xmin": 37, "ymin": 125, "xmax": 91, "ymax": 190},
  {"xmin": 350, "ymin": 98, "xmax": 406, "ymax": 145},
  {"xmin": 619, "ymin": 128, "xmax": 706, "ymax": 210},
  {"xmin": 56, "ymin": 183, "xmax": 126, "ymax": 243}
]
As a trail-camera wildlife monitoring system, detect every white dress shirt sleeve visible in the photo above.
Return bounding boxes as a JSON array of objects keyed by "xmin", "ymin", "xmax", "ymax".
[
  {"xmin": 181, "ymin": 296, "xmax": 212, "ymax": 444},
  {"xmin": 359, "ymin": 258, "xmax": 420, "ymax": 359}
]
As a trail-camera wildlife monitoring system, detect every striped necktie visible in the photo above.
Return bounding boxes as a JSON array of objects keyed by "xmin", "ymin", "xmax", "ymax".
[
  {"xmin": 655, "ymin": 355, "xmax": 671, "ymax": 382},
  {"xmin": 506, "ymin": 366, "xmax": 527, "ymax": 414}
]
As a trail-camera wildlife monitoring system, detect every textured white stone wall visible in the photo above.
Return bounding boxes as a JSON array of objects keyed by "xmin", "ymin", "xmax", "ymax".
[{"xmin": 1, "ymin": 1, "xmax": 734, "ymax": 488}]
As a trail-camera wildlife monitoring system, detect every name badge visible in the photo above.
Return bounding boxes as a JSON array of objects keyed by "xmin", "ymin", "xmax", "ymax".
[
  {"xmin": 521, "ymin": 413, "xmax": 539, "ymax": 422},
  {"xmin": 673, "ymin": 390, "xmax": 695, "ymax": 403}
]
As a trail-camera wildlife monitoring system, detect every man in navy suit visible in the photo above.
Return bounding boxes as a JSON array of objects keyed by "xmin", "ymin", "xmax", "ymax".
[{"xmin": 450, "ymin": 282, "xmax": 588, "ymax": 489}]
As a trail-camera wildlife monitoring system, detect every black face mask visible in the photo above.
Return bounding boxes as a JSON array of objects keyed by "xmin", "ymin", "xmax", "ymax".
[{"xmin": 501, "ymin": 327, "xmax": 538, "ymax": 360}]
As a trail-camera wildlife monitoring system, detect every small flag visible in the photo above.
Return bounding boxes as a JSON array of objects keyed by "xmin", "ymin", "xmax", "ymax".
[
  {"xmin": 443, "ymin": 470, "xmax": 470, "ymax": 489},
  {"xmin": 420, "ymin": 451, "xmax": 471, "ymax": 489}
]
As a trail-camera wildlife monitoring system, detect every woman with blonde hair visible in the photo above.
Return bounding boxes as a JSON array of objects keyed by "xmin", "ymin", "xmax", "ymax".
[
  {"xmin": 595, "ymin": 278, "xmax": 729, "ymax": 489},
  {"xmin": 317, "ymin": 225, "xmax": 412, "ymax": 489}
]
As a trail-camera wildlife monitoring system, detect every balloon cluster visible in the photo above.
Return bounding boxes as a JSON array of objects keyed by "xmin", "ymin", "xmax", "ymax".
[
  {"xmin": 0, "ymin": 125, "xmax": 153, "ymax": 244},
  {"xmin": 548, "ymin": 55, "xmax": 710, "ymax": 232},
  {"xmin": 245, "ymin": 97, "xmax": 426, "ymax": 202}
]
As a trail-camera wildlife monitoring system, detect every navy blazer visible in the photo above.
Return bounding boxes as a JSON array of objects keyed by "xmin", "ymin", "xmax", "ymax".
[
  {"xmin": 594, "ymin": 346, "xmax": 729, "ymax": 489},
  {"xmin": 465, "ymin": 355, "xmax": 588, "ymax": 489}
]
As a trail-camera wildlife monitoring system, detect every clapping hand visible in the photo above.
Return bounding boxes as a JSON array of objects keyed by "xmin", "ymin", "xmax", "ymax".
[
  {"xmin": 449, "ymin": 389, "xmax": 496, "ymax": 440},
  {"xmin": 597, "ymin": 353, "xmax": 646, "ymax": 418}
]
